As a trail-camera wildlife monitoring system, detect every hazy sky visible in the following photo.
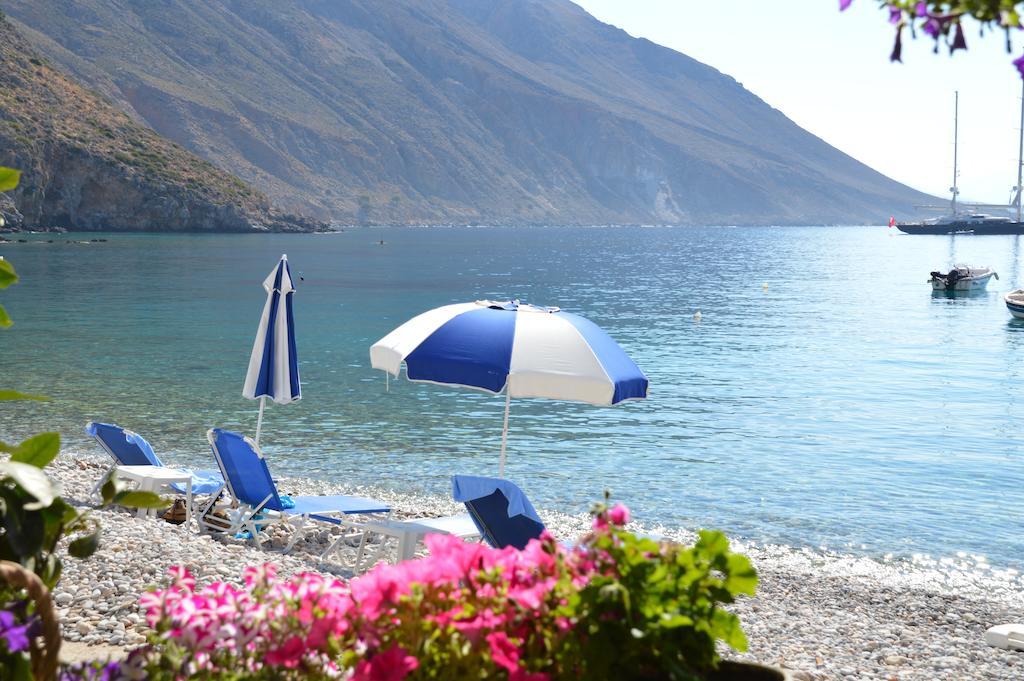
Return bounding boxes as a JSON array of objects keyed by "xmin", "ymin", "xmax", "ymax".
[{"xmin": 572, "ymin": 0, "xmax": 1024, "ymax": 209}]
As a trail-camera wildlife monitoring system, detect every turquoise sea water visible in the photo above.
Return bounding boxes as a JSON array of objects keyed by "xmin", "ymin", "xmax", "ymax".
[{"xmin": 2, "ymin": 226, "xmax": 1023, "ymax": 569}]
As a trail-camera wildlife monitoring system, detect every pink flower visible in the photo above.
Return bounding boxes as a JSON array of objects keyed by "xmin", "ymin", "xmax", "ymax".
[
  {"xmin": 242, "ymin": 563, "xmax": 278, "ymax": 590},
  {"xmin": 486, "ymin": 631, "xmax": 521, "ymax": 673},
  {"xmin": 167, "ymin": 565, "xmax": 195, "ymax": 591},
  {"xmin": 509, "ymin": 579, "xmax": 555, "ymax": 611},
  {"xmin": 839, "ymin": 0, "xmax": 853, "ymax": 10},
  {"xmin": 521, "ymin": 537, "xmax": 557, "ymax": 572},
  {"xmin": 453, "ymin": 608, "xmax": 507, "ymax": 643},
  {"xmin": 1014, "ymin": 51, "xmax": 1024, "ymax": 78},
  {"xmin": 424, "ymin": 533, "xmax": 487, "ymax": 577},
  {"xmin": 608, "ymin": 504, "xmax": 630, "ymax": 526},
  {"xmin": 350, "ymin": 565, "xmax": 407, "ymax": 620},
  {"xmin": 265, "ymin": 635, "xmax": 305, "ymax": 668},
  {"xmin": 352, "ymin": 646, "xmax": 419, "ymax": 681}
]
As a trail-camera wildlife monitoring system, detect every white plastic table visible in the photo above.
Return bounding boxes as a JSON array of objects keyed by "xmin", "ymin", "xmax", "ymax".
[
  {"xmin": 333, "ymin": 512, "xmax": 481, "ymax": 571},
  {"xmin": 393, "ymin": 513, "xmax": 481, "ymax": 561},
  {"xmin": 113, "ymin": 465, "xmax": 192, "ymax": 521}
]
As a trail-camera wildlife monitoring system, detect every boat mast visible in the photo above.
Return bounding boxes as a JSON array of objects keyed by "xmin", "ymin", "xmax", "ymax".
[
  {"xmin": 951, "ymin": 90, "xmax": 959, "ymax": 216},
  {"xmin": 1017, "ymin": 80, "xmax": 1024, "ymax": 222}
]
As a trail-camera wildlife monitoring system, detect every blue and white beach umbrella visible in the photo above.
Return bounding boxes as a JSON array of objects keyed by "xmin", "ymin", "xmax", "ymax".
[
  {"xmin": 370, "ymin": 300, "xmax": 648, "ymax": 474},
  {"xmin": 242, "ymin": 254, "xmax": 300, "ymax": 446}
]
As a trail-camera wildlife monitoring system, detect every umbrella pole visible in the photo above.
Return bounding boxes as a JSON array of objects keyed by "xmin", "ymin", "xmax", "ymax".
[
  {"xmin": 255, "ymin": 396, "xmax": 266, "ymax": 448},
  {"xmin": 499, "ymin": 391, "xmax": 511, "ymax": 477}
]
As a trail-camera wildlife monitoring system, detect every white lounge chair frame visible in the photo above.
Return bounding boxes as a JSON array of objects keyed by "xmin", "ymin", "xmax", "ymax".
[{"xmin": 202, "ymin": 430, "xmax": 391, "ymax": 554}]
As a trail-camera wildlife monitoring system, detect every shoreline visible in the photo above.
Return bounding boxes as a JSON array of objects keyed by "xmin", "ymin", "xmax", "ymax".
[
  {"xmin": 45, "ymin": 451, "xmax": 1024, "ymax": 679},
  {"xmin": 0, "ymin": 223, "xmax": 887, "ymax": 235}
]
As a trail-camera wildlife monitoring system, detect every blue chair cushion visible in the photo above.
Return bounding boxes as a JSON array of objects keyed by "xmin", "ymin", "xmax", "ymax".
[{"xmin": 464, "ymin": 488, "xmax": 545, "ymax": 550}]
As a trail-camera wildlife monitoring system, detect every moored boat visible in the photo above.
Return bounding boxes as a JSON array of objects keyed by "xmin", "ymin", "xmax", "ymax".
[
  {"xmin": 898, "ymin": 214, "xmax": 1024, "ymax": 235},
  {"xmin": 896, "ymin": 88, "xmax": 1024, "ymax": 235},
  {"xmin": 928, "ymin": 265, "xmax": 998, "ymax": 291},
  {"xmin": 1005, "ymin": 290, "xmax": 1024, "ymax": 318}
]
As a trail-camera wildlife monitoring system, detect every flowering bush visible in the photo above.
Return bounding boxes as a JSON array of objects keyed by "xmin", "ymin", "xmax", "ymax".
[{"xmin": 77, "ymin": 502, "xmax": 757, "ymax": 680}]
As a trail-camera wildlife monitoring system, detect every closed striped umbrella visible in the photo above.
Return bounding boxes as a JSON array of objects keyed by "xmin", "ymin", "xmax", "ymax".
[
  {"xmin": 242, "ymin": 254, "xmax": 300, "ymax": 445},
  {"xmin": 370, "ymin": 300, "xmax": 648, "ymax": 474}
]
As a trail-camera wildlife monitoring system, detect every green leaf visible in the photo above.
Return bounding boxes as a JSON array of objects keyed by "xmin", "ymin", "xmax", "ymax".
[
  {"xmin": 3, "ymin": 507, "xmax": 44, "ymax": 556},
  {"xmin": 710, "ymin": 609, "xmax": 748, "ymax": 652},
  {"xmin": 658, "ymin": 613, "xmax": 694, "ymax": 629},
  {"xmin": 0, "ymin": 461, "xmax": 56, "ymax": 509},
  {"xmin": 724, "ymin": 554, "xmax": 758, "ymax": 597},
  {"xmin": 0, "ymin": 390, "xmax": 49, "ymax": 401},
  {"xmin": 41, "ymin": 552, "xmax": 62, "ymax": 589},
  {"xmin": 41, "ymin": 498, "xmax": 77, "ymax": 533},
  {"xmin": 10, "ymin": 432, "xmax": 60, "ymax": 468},
  {"xmin": 113, "ymin": 490, "xmax": 166, "ymax": 509},
  {"xmin": 0, "ymin": 259, "xmax": 17, "ymax": 289},
  {"xmin": 100, "ymin": 475, "xmax": 117, "ymax": 505},
  {"xmin": 0, "ymin": 304, "xmax": 10, "ymax": 328},
  {"xmin": 0, "ymin": 167, "xmax": 20, "ymax": 192},
  {"xmin": 8, "ymin": 651, "xmax": 32, "ymax": 681},
  {"xmin": 696, "ymin": 530, "xmax": 730, "ymax": 558},
  {"xmin": 68, "ymin": 530, "xmax": 100, "ymax": 559}
]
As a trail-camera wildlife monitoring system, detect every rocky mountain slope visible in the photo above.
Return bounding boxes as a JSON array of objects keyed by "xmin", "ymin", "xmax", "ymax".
[
  {"xmin": 0, "ymin": 14, "xmax": 323, "ymax": 232},
  {"xmin": 5, "ymin": 0, "xmax": 934, "ymax": 226}
]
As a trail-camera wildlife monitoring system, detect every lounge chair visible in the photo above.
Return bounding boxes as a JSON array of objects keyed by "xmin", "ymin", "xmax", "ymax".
[
  {"xmin": 85, "ymin": 421, "xmax": 225, "ymax": 496},
  {"xmin": 452, "ymin": 475, "xmax": 546, "ymax": 550},
  {"xmin": 205, "ymin": 428, "xmax": 391, "ymax": 552}
]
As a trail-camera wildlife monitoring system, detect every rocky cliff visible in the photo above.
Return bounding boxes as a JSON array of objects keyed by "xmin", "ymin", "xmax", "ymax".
[
  {"xmin": 4, "ymin": 0, "xmax": 935, "ymax": 226},
  {"xmin": 0, "ymin": 14, "xmax": 324, "ymax": 232}
]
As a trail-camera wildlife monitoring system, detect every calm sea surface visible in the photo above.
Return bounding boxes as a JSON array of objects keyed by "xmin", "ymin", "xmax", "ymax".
[{"xmin": 2, "ymin": 226, "xmax": 1023, "ymax": 569}]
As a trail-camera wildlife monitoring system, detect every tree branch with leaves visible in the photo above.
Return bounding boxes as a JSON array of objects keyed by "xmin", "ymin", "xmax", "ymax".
[{"xmin": 843, "ymin": 1, "xmax": 1024, "ymax": 75}]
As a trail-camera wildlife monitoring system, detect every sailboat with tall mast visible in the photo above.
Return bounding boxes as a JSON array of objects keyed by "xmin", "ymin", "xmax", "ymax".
[{"xmin": 897, "ymin": 87, "xmax": 1024, "ymax": 235}]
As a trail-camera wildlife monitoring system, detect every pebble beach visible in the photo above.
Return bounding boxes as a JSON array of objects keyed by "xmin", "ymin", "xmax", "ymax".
[{"xmin": 44, "ymin": 451, "xmax": 1024, "ymax": 680}]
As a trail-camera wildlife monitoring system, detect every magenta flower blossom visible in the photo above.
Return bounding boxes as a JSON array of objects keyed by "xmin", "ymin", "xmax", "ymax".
[
  {"xmin": 915, "ymin": 1, "xmax": 928, "ymax": 17},
  {"xmin": 352, "ymin": 645, "xmax": 419, "ymax": 681},
  {"xmin": 608, "ymin": 503, "xmax": 631, "ymax": 526},
  {"xmin": 888, "ymin": 7, "xmax": 901, "ymax": 24},
  {"xmin": 839, "ymin": 0, "xmax": 854, "ymax": 10},
  {"xmin": 486, "ymin": 631, "xmax": 521, "ymax": 673}
]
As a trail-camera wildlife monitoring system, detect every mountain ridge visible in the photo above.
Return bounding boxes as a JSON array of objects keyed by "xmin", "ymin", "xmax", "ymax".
[
  {"xmin": 3, "ymin": 0, "xmax": 936, "ymax": 226},
  {"xmin": 0, "ymin": 12, "xmax": 326, "ymax": 232}
]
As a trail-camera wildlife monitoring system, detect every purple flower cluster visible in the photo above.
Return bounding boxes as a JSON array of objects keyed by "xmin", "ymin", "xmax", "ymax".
[
  {"xmin": 59, "ymin": 661, "xmax": 122, "ymax": 681},
  {"xmin": 842, "ymin": 0, "xmax": 1024, "ymax": 77},
  {"xmin": 0, "ymin": 609, "xmax": 32, "ymax": 654},
  {"xmin": 58, "ymin": 647, "xmax": 152, "ymax": 680}
]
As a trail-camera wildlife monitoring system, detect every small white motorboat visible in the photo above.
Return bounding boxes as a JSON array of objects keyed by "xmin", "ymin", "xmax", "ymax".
[
  {"xmin": 1005, "ymin": 290, "xmax": 1024, "ymax": 319},
  {"xmin": 928, "ymin": 265, "xmax": 998, "ymax": 291}
]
